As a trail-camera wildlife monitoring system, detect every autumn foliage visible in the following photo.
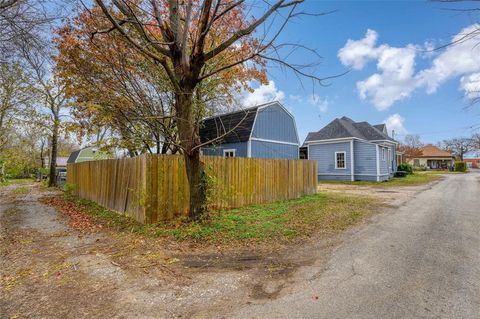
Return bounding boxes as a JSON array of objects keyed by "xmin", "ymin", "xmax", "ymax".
[
  {"xmin": 54, "ymin": 3, "xmax": 267, "ymax": 154},
  {"xmin": 55, "ymin": 0, "xmax": 303, "ymax": 221}
]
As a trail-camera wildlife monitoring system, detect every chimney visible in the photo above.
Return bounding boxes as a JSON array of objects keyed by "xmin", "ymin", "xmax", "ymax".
[{"xmin": 392, "ymin": 130, "xmax": 395, "ymax": 139}]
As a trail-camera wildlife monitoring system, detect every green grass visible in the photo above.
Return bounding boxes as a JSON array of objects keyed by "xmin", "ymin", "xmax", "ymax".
[
  {"xmin": 421, "ymin": 170, "xmax": 467, "ymax": 175},
  {"xmin": 0, "ymin": 178, "xmax": 33, "ymax": 187},
  {"xmin": 12, "ymin": 186, "xmax": 29, "ymax": 194},
  {"xmin": 320, "ymin": 172, "xmax": 441, "ymax": 188},
  {"xmin": 65, "ymin": 192, "xmax": 377, "ymax": 244}
]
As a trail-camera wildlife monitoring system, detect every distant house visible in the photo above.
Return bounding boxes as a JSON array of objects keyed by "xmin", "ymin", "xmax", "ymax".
[
  {"xmin": 407, "ymin": 144, "xmax": 455, "ymax": 169},
  {"xmin": 199, "ymin": 101, "xmax": 300, "ymax": 159},
  {"xmin": 39, "ymin": 157, "xmax": 69, "ymax": 182},
  {"xmin": 67, "ymin": 146, "xmax": 111, "ymax": 164},
  {"xmin": 45, "ymin": 156, "xmax": 69, "ymax": 170},
  {"xmin": 463, "ymin": 150, "xmax": 480, "ymax": 168},
  {"xmin": 303, "ymin": 116, "xmax": 398, "ymax": 182}
]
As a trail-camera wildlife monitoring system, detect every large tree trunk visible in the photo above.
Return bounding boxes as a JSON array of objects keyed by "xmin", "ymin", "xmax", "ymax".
[
  {"xmin": 48, "ymin": 117, "xmax": 59, "ymax": 187},
  {"xmin": 185, "ymin": 149, "xmax": 206, "ymax": 221},
  {"xmin": 175, "ymin": 87, "xmax": 206, "ymax": 221}
]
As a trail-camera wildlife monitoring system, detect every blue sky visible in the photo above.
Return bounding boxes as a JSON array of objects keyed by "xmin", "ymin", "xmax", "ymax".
[{"xmin": 243, "ymin": 1, "xmax": 480, "ymax": 144}]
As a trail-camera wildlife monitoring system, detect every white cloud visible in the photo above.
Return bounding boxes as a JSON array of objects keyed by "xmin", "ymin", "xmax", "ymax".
[
  {"xmin": 289, "ymin": 94, "xmax": 303, "ymax": 103},
  {"xmin": 357, "ymin": 45, "xmax": 417, "ymax": 110},
  {"xmin": 417, "ymin": 24, "xmax": 480, "ymax": 94},
  {"xmin": 308, "ymin": 94, "xmax": 329, "ymax": 112},
  {"xmin": 460, "ymin": 72, "xmax": 480, "ymax": 99},
  {"xmin": 384, "ymin": 113, "xmax": 407, "ymax": 136},
  {"xmin": 242, "ymin": 80, "xmax": 285, "ymax": 107},
  {"xmin": 338, "ymin": 24, "xmax": 480, "ymax": 110},
  {"xmin": 420, "ymin": 41, "xmax": 436, "ymax": 59},
  {"xmin": 338, "ymin": 29, "xmax": 379, "ymax": 70}
]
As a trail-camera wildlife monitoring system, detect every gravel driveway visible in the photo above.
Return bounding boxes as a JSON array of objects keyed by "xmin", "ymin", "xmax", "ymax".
[
  {"xmin": 2, "ymin": 172, "xmax": 477, "ymax": 318},
  {"xmin": 231, "ymin": 170, "xmax": 480, "ymax": 318}
]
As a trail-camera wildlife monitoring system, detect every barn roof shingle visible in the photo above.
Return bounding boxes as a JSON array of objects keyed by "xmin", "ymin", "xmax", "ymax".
[{"xmin": 199, "ymin": 106, "xmax": 259, "ymax": 145}]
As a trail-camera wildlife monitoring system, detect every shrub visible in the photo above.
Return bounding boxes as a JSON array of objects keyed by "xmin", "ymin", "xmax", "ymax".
[
  {"xmin": 397, "ymin": 163, "xmax": 414, "ymax": 175},
  {"xmin": 454, "ymin": 161, "xmax": 467, "ymax": 172},
  {"xmin": 64, "ymin": 183, "xmax": 76, "ymax": 200}
]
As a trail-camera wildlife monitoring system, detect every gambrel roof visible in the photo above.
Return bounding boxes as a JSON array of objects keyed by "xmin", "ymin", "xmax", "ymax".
[
  {"xmin": 199, "ymin": 101, "xmax": 298, "ymax": 145},
  {"xmin": 199, "ymin": 106, "xmax": 259, "ymax": 144},
  {"xmin": 67, "ymin": 149, "xmax": 81, "ymax": 164}
]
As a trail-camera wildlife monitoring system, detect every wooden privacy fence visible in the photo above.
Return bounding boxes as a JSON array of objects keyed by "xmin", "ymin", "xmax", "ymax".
[{"xmin": 67, "ymin": 155, "xmax": 317, "ymax": 224}]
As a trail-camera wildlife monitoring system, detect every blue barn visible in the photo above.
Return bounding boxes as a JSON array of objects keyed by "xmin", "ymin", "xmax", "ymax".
[
  {"xmin": 303, "ymin": 116, "xmax": 398, "ymax": 182},
  {"xmin": 200, "ymin": 101, "xmax": 300, "ymax": 159}
]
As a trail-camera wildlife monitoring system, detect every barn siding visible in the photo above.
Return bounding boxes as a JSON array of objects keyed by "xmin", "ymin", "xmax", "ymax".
[
  {"xmin": 250, "ymin": 140, "xmax": 298, "ymax": 159},
  {"xmin": 251, "ymin": 103, "xmax": 298, "ymax": 144},
  {"xmin": 201, "ymin": 142, "xmax": 248, "ymax": 157},
  {"xmin": 309, "ymin": 142, "xmax": 352, "ymax": 180}
]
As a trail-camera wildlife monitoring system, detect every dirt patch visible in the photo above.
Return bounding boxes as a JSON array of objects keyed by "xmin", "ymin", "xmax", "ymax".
[
  {"xmin": 317, "ymin": 179, "xmax": 442, "ymax": 207},
  {"xmin": 1, "ymin": 183, "xmax": 269, "ymax": 318},
  {"xmin": 0, "ymin": 181, "xmax": 383, "ymax": 318}
]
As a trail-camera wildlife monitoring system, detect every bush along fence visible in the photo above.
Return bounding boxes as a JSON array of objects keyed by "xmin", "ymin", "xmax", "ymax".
[{"xmin": 66, "ymin": 155, "xmax": 318, "ymax": 223}]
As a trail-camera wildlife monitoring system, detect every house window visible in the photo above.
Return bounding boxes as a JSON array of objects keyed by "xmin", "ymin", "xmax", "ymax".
[
  {"xmin": 335, "ymin": 152, "xmax": 346, "ymax": 169},
  {"xmin": 382, "ymin": 148, "xmax": 386, "ymax": 161},
  {"xmin": 223, "ymin": 149, "xmax": 236, "ymax": 158}
]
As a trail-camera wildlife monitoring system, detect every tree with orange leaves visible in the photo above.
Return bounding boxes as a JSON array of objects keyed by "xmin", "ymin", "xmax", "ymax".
[
  {"xmin": 63, "ymin": 0, "xmax": 325, "ymax": 221},
  {"xmin": 55, "ymin": 3, "xmax": 266, "ymax": 155}
]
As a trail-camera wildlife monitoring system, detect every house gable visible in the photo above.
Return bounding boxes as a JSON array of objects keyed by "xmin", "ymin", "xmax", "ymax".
[
  {"xmin": 200, "ymin": 101, "xmax": 299, "ymax": 159},
  {"xmin": 250, "ymin": 102, "xmax": 299, "ymax": 144}
]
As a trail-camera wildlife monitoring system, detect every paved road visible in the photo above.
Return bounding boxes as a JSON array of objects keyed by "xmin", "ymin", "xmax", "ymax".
[{"xmin": 233, "ymin": 171, "xmax": 480, "ymax": 319}]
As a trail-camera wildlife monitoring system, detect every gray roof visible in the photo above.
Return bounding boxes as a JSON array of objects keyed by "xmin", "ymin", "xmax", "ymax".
[
  {"xmin": 373, "ymin": 124, "xmax": 386, "ymax": 133},
  {"xmin": 199, "ymin": 106, "xmax": 259, "ymax": 144},
  {"xmin": 67, "ymin": 149, "xmax": 81, "ymax": 164},
  {"xmin": 304, "ymin": 116, "xmax": 396, "ymax": 143}
]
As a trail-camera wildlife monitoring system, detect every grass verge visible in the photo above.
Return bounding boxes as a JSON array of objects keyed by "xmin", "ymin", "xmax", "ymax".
[
  {"xmin": 0, "ymin": 179, "xmax": 33, "ymax": 187},
  {"xmin": 43, "ymin": 192, "xmax": 378, "ymax": 245},
  {"xmin": 320, "ymin": 172, "xmax": 441, "ymax": 188}
]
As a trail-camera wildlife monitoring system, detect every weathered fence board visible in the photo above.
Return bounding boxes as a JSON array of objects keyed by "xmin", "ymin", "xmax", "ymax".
[{"xmin": 67, "ymin": 155, "xmax": 317, "ymax": 224}]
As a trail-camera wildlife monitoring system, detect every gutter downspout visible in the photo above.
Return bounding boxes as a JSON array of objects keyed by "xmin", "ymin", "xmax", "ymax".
[{"xmin": 376, "ymin": 144, "xmax": 380, "ymax": 182}]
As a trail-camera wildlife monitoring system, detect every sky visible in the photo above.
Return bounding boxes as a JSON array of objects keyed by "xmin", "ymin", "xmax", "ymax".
[{"xmin": 240, "ymin": 0, "xmax": 480, "ymax": 144}]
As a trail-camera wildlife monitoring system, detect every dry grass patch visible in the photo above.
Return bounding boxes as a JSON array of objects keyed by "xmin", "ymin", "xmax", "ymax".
[
  {"xmin": 320, "ymin": 173, "xmax": 441, "ymax": 188},
  {"xmin": 44, "ymin": 192, "xmax": 378, "ymax": 246}
]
